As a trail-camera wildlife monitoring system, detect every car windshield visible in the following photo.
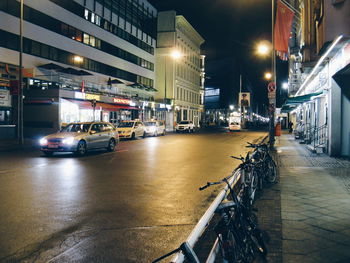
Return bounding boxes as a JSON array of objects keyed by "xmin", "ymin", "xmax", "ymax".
[
  {"xmin": 61, "ymin": 123, "xmax": 90, "ymax": 133},
  {"xmin": 144, "ymin": 122, "xmax": 156, "ymax": 126},
  {"xmin": 118, "ymin": 122, "xmax": 134, "ymax": 128},
  {"xmin": 179, "ymin": 121, "xmax": 189, "ymax": 124}
]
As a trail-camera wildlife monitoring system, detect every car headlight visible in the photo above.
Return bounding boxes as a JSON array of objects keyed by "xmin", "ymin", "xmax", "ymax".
[
  {"xmin": 62, "ymin": 137, "xmax": 75, "ymax": 145},
  {"xmin": 39, "ymin": 138, "xmax": 47, "ymax": 146}
]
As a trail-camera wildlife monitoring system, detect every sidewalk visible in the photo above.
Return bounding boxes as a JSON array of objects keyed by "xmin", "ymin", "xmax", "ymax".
[
  {"xmin": 256, "ymin": 133, "xmax": 350, "ymax": 263},
  {"xmin": 0, "ymin": 138, "xmax": 37, "ymax": 152}
]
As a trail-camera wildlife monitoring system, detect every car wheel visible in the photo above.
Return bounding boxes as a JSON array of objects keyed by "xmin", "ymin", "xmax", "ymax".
[
  {"xmin": 131, "ymin": 132, "xmax": 136, "ymax": 140},
  {"xmin": 76, "ymin": 140, "xmax": 87, "ymax": 156},
  {"xmin": 107, "ymin": 139, "xmax": 116, "ymax": 152},
  {"xmin": 162, "ymin": 130, "xmax": 166, "ymax": 136},
  {"xmin": 176, "ymin": 130, "xmax": 179, "ymax": 133},
  {"xmin": 143, "ymin": 131, "xmax": 146, "ymax": 138},
  {"xmin": 43, "ymin": 151, "xmax": 53, "ymax": 156}
]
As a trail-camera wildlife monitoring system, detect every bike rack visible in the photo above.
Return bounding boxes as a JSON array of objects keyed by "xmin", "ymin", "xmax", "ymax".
[{"xmin": 171, "ymin": 169, "xmax": 241, "ymax": 263}]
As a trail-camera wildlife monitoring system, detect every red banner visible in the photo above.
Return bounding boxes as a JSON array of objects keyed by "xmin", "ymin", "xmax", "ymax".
[{"xmin": 274, "ymin": 0, "xmax": 294, "ymax": 54}]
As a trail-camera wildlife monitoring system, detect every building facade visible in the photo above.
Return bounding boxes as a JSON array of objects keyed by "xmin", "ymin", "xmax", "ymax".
[
  {"xmin": 283, "ymin": 0, "xmax": 350, "ymax": 157},
  {"xmin": 0, "ymin": 0, "xmax": 160, "ymax": 138},
  {"xmin": 155, "ymin": 11, "xmax": 205, "ymax": 130}
]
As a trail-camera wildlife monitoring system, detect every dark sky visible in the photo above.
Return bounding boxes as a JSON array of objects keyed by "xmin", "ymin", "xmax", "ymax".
[{"xmin": 148, "ymin": 0, "xmax": 288, "ymax": 110}]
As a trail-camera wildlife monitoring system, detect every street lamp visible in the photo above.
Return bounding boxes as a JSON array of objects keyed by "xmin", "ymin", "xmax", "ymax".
[
  {"xmin": 282, "ymin": 82, "xmax": 288, "ymax": 90},
  {"xmin": 256, "ymin": 41, "xmax": 271, "ymax": 57},
  {"xmin": 229, "ymin": 105, "xmax": 234, "ymax": 111},
  {"xmin": 164, "ymin": 49, "xmax": 182, "ymax": 129},
  {"xmin": 264, "ymin": 72, "xmax": 272, "ymax": 80}
]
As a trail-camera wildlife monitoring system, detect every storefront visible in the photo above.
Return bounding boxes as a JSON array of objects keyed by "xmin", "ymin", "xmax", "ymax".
[{"xmin": 60, "ymin": 97, "xmax": 140, "ymax": 127}]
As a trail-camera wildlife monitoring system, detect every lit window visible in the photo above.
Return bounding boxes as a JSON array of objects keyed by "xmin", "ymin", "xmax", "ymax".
[
  {"xmin": 91, "ymin": 13, "xmax": 95, "ymax": 23},
  {"xmin": 83, "ymin": 33, "xmax": 90, "ymax": 45},
  {"xmin": 84, "ymin": 9, "xmax": 89, "ymax": 20},
  {"xmin": 90, "ymin": 36, "xmax": 95, "ymax": 47}
]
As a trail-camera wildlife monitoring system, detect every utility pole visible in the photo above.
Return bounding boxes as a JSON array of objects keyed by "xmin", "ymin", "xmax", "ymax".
[
  {"xmin": 18, "ymin": 0, "xmax": 24, "ymax": 145},
  {"xmin": 269, "ymin": 0, "xmax": 276, "ymax": 149}
]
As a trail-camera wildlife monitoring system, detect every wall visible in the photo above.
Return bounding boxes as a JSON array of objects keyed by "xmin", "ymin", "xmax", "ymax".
[
  {"xmin": 324, "ymin": 0, "xmax": 350, "ymax": 44},
  {"xmin": 341, "ymin": 93, "xmax": 350, "ymax": 156}
]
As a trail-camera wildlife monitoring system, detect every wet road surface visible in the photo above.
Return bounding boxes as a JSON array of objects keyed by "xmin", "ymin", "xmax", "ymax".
[{"xmin": 0, "ymin": 129, "xmax": 267, "ymax": 262}]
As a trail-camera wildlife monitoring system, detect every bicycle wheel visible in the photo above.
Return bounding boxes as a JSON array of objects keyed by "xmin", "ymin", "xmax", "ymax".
[{"xmin": 265, "ymin": 157, "xmax": 277, "ymax": 183}]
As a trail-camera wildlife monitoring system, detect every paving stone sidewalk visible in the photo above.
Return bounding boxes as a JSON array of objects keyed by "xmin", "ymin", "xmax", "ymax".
[{"xmin": 256, "ymin": 133, "xmax": 350, "ymax": 263}]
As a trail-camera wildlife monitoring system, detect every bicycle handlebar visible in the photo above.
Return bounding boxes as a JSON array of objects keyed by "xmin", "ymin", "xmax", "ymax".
[{"xmin": 231, "ymin": 155, "xmax": 244, "ymax": 161}]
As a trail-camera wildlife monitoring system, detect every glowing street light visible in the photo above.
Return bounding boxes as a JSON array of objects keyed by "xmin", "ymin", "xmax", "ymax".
[
  {"xmin": 256, "ymin": 41, "xmax": 271, "ymax": 56},
  {"xmin": 229, "ymin": 105, "xmax": 234, "ymax": 110},
  {"xmin": 264, "ymin": 72, "xmax": 272, "ymax": 80},
  {"xmin": 170, "ymin": 50, "xmax": 182, "ymax": 60},
  {"xmin": 282, "ymin": 82, "xmax": 289, "ymax": 90}
]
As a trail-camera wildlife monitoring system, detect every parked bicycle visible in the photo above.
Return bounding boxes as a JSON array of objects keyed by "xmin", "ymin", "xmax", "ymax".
[
  {"xmin": 246, "ymin": 142, "xmax": 277, "ymax": 190},
  {"xmin": 199, "ymin": 173, "xmax": 267, "ymax": 263},
  {"xmin": 230, "ymin": 153, "xmax": 258, "ymax": 209}
]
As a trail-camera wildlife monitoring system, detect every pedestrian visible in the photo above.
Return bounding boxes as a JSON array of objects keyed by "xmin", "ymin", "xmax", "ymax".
[{"xmin": 288, "ymin": 121, "xmax": 293, "ymax": 133}]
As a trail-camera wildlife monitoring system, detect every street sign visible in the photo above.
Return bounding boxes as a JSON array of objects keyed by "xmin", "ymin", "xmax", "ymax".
[{"xmin": 267, "ymin": 82, "xmax": 276, "ymax": 99}]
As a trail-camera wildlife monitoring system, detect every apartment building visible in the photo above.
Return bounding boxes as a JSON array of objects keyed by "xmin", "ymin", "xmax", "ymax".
[
  {"xmin": 155, "ymin": 11, "xmax": 205, "ymax": 130},
  {"xmin": 0, "ymin": 0, "xmax": 158, "ymax": 138},
  {"xmin": 283, "ymin": 0, "xmax": 350, "ymax": 157}
]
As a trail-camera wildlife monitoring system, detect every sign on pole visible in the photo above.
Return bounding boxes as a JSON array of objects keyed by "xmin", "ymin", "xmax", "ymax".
[{"xmin": 267, "ymin": 82, "xmax": 276, "ymax": 99}]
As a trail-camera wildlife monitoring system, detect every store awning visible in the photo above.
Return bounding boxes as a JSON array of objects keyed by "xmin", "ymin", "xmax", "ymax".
[
  {"xmin": 333, "ymin": 63, "xmax": 350, "ymax": 100},
  {"xmin": 38, "ymin": 63, "xmax": 65, "ymax": 70},
  {"xmin": 281, "ymin": 104, "xmax": 297, "ymax": 113},
  {"xmin": 65, "ymin": 99, "xmax": 139, "ymax": 111},
  {"xmin": 127, "ymin": 83, "xmax": 157, "ymax": 92},
  {"xmin": 284, "ymin": 91, "xmax": 323, "ymax": 105}
]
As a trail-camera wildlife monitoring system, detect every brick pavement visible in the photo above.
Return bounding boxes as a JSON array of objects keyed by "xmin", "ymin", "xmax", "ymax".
[{"xmin": 256, "ymin": 133, "xmax": 350, "ymax": 263}]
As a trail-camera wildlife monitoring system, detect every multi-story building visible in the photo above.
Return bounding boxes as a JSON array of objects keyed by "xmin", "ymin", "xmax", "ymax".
[
  {"xmin": 283, "ymin": 0, "xmax": 350, "ymax": 157},
  {"xmin": 0, "ymin": 0, "xmax": 159, "ymax": 138},
  {"xmin": 155, "ymin": 11, "xmax": 205, "ymax": 130}
]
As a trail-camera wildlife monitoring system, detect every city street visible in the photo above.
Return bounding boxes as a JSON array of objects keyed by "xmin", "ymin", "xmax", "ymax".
[{"xmin": 0, "ymin": 129, "xmax": 267, "ymax": 263}]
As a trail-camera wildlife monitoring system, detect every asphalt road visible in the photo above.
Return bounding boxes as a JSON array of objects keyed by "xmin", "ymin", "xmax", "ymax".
[{"xmin": 0, "ymin": 129, "xmax": 267, "ymax": 263}]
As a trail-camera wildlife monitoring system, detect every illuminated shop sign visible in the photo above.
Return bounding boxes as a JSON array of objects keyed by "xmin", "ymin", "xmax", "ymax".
[
  {"xmin": 113, "ymin": 98, "xmax": 131, "ymax": 105},
  {"xmin": 85, "ymin": 94, "xmax": 100, "ymax": 100}
]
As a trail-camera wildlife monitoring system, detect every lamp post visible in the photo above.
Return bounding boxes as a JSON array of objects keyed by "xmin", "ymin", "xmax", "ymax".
[
  {"xmin": 164, "ymin": 49, "xmax": 182, "ymax": 129},
  {"xmin": 270, "ymin": 0, "xmax": 276, "ymax": 149},
  {"xmin": 18, "ymin": 0, "xmax": 24, "ymax": 145}
]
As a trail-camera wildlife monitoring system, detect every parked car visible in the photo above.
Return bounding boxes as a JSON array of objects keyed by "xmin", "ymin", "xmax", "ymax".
[
  {"xmin": 117, "ymin": 120, "xmax": 146, "ymax": 139},
  {"xmin": 175, "ymin": 120, "xmax": 195, "ymax": 133},
  {"xmin": 144, "ymin": 120, "xmax": 166, "ymax": 136},
  {"xmin": 229, "ymin": 122, "xmax": 241, "ymax": 131},
  {"xmin": 39, "ymin": 122, "xmax": 119, "ymax": 156}
]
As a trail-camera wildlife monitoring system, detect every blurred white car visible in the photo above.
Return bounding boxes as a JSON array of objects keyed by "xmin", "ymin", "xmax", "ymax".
[
  {"xmin": 175, "ymin": 120, "xmax": 195, "ymax": 133},
  {"xmin": 229, "ymin": 122, "xmax": 241, "ymax": 131},
  {"xmin": 117, "ymin": 120, "xmax": 146, "ymax": 139},
  {"xmin": 39, "ymin": 122, "xmax": 119, "ymax": 156},
  {"xmin": 144, "ymin": 120, "xmax": 166, "ymax": 136}
]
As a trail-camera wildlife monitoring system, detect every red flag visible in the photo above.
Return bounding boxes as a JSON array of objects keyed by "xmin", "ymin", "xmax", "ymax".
[
  {"xmin": 274, "ymin": 0, "xmax": 294, "ymax": 56},
  {"xmin": 81, "ymin": 80, "xmax": 85, "ymax": 93}
]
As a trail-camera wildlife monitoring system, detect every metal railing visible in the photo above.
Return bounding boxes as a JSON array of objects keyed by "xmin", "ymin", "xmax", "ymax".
[
  {"xmin": 303, "ymin": 123, "xmax": 315, "ymax": 144},
  {"xmin": 170, "ymin": 169, "xmax": 242, "ymax": 263},
  {"xmin": 311, "ymin": 124, "xmax": 328, "ymax": 149}
]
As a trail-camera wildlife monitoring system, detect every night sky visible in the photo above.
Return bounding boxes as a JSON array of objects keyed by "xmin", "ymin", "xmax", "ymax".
[{"xmin": 148, "ymin": 0, "xmax": 288, "ymax": 112}]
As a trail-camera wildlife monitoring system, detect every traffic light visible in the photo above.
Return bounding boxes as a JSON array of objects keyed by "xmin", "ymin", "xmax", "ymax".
[{"xmin": 91, "ymin": 99, "xmax": 96, "ymax": 108}]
